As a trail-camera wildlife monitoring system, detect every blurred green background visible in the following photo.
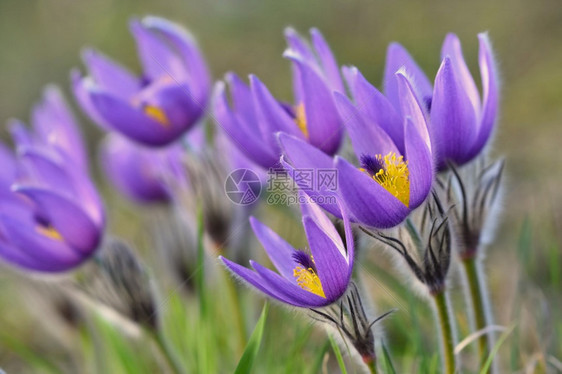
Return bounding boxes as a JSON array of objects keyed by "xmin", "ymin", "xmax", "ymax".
[{"xmin": 0, "ymin": 0, "xmax": 561, "ymax": 372}]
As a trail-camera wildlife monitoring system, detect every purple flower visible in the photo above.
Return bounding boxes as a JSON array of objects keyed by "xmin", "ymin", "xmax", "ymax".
[
  {"xmin": 99, "ymin": 134, "xmax": 180, "ymax": 204},
  {"xmin": 0, "ymin": 89, "xmax": 104, "ymax": 272},
  {"xmin": 72, "ymin": 16, "xmax": 210, "ymax": 147},
  {"xmin": 220, "ymin": 199, "xmax": 354, "ymax": 308},
  {"xmin": 280, "ymin": 71, "xmax": 434, "ymax": 229},
  {"xmin": 213, "ymin": 28, "xmax": 344, "ymax": 169},
  {"xmin": 384, "ymin": 33, "xmax": 499, "ymax": 170}
]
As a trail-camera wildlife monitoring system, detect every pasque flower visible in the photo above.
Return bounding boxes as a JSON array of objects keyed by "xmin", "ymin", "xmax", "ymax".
[
  {"xmin": 280, "ymin": 71, "xmax": 433, "ymax": 228},
  {"xmin": 0, "ymin": 87, "xmax": 104, "ymax": 272},
  {"xmin": 73, "ymin": 16, "xmax": 210, "ymax": 147},
  {"xmin": 99, "ymin": 133, "xmax": 183, "ymax": 204},
  {"xmin": 384, "ymin": 33, "xmax": 498, "ymax": 170},
  {"xmin": 220, "ymin": 198, "xmax": 353, "ymax": 308},
  {"xmin": 213, "ymin": 28, "xmax": 344, "ymax": 169}
]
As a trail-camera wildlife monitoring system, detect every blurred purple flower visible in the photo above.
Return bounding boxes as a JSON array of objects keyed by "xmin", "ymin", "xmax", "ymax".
[
  {"xmin": 213, "ymin": 28, "xmax": 344, "ymax": 169},
  {"xmin": 72, "ymin": 16, "xmax": 210, "ymax": 147},
  {"xmin": 220, "ymin": 199, "xmax": 354, "ymax": 308},
  {"xmin": 384, "ymin": 33, "xmax": 498, "ymax": 170},
  {"xmin": 0, "ymin": 88, "xmax": 104, "ymax": 272},
  {"xmin": 280, "ymin": 72, "xmax": 434, "ymax": 228}
]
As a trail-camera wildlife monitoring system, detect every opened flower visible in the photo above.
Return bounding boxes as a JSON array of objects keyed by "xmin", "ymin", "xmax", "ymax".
[
  {"xmin": 280, "ymin": 71, "xmax": 433, "ymax": 228},
  {"xmin": 73, "ymin": 16, "xmax": 210, "ymax": 147},
  {"xmin": 384, "ymin": 33, "xmax": 498, "ymax": 170},
  {"xmin": 0, "ymin": 88, "xmax": 104, "ymax": 272},
  {"xmin": 220, "ymin": 199, "xmax": 353, "ymax": 307},
  {"xmin": 213, "ymin": 28, "xmax": 344, "ymax": 169}
]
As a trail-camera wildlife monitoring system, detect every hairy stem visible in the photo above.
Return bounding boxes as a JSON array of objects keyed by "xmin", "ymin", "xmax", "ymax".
[
  {"xmin": 462, "ymin": 256, "xmax": 493, "ymax": 372},
  {"xmin": 365, "ymin": 357, "xmax": 378, "ymax": 374},
  {"xmin": 433, "ymin": 290, "xmax": 456, "ymax": 374}
]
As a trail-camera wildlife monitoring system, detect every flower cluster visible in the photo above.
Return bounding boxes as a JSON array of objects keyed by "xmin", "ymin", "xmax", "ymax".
[{"xmin": 0, "ymin": 15, "xmax": 503, "ymax": 374}]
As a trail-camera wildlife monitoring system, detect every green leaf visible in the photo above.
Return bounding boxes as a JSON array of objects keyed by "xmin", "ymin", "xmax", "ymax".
[
  {"xmin": 480, "ymin": 325, "xmax": 515, "ymax": 374},
  {"xmin": 329, "ymin": 335, "xmax": 348, "ymax": 374},
  {"xmin": 234, "ymin": 302, "xmax": 269, "ymax": 374},
  {"xmin": 381, "ymin": 343, "xmax": 397, "ymax": 374}
]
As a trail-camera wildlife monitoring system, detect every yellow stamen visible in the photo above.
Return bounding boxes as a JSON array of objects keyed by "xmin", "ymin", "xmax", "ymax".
[
  {"xmin": 143, "ymin": 105, "xmax": 170, "ymax": 127},
  {"xmin": 293, "ymin": 266, "xmax": 325, "ymax": 297},
  {"xmin": 36, "ymin": 225, "xmax": 63, "ymax": 241},
  {"xmin": 371, "ymin": 152, "xmax": 410, "ymax": 207},
  {"xmin": 294, "ymin": 103, "xmax": 309, "ymax": 139}
]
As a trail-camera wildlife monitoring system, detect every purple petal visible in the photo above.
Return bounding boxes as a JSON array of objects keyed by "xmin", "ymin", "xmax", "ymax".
[
  {"xmin": 441, "ymin": 33, "xmax": 481, "ymax": 116},
  {"xmin": 0, "ymin": 242, "xmax": 66, "ymax": 272},
  {"xmin": 384, "ymin": 42, "xmax": 433, "ymax": 111},
  {"xmin": 310, "ymin": 28, "xmax": 344, "ymax": 93},
  {"xmin": 130, "ymin": 19, "xmax": 186, "ymax": 81},
  {"xmin": 250, "ymin": 216, "xmax": 298, "ymax": 282},
  {"xmin": 284, "ymin": 27, "xmax": 316, "ymax": 64},
  {"xmin": 299, "ymin": 193, "xmax": 344, "ymax": 251},
  {"xmin": 71, "ymin": 69, "xmax": 112, "ymax": 130},
  {"xmin": 88, "ymin": 90, "xmax": 181, "ymax": 147},
  {"xmin": 213, "ymin": 82, "xmax": 278, "ymax": 168},
  {"xmin": 9, "ymin": 120, "xmax": 35, "ymax": 150},
  {"xmin": 250, "ymin": 75, "xmax": 302, "ymax": 148},
  {"xmin": 277, "ymin": 133, "xmax": 339, "ymax": 216},
  {"xmin": 220, "ymin": 256, "xmax": 299, "ymax": 305},
  {"xmin": 430, "ymin": 57, "xmax": 478, "ymax": 168},
  {"xmin": 142, "ymin": 16, "xmax": 211, "ymax": 103},
  {"xmin": 336, "ymin": 156, "xmax": 409, "ymax": 228},
  {"xmin": 404, "ymin": 118, "xmax": 433, "ymax": 209},
  {"xmin": 82, "ymin": 49, "xmax": 140, "ymax": 100},
  {"xmin": 334, "ymin": 92, "xmax": 399, "ymax": 160},
  {"xmin": 250, "ymin": 260, "xmax": 328, "ymax": 307},
  {"xmin": 286, "ymin": 55, "xmax": 343, "ymax": 155},
  {"xmin": 344, "ymin": 67, "xmax": 404, "ymax": 152},
  {"xmin": 468, "ymin": 32, "xmax": 499, "ymax": 159},
  {"xmin": 302, "ymin": 216, "xmax": 349, "ymax": 302},
  {"xmin": 225, "ymin": 72, "xmax": 258, "ymax": 128},
  {"xmin": 14, "ymin": 187, "xmax": 102, "ymax": 254},
  {"xmin": 395, "ymin": 72, "xmax": 431, "ymax": 150}
]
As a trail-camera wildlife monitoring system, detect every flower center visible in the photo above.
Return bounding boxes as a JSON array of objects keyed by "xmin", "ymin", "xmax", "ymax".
[
  {"xmin": 294, "ymin": 103, "xmax": 309, "ymax": 138},
  {"xmin": 36, "ymin": 224, "xmax": 63, "ymax": 241},
  {"xmin": 360, "ymin": 152, "xmax": 410, "ymax": 207},
  {"xmin": 292, "ymin": 250, "xmax": 325, "ymax": 297},
  {"xmin": 143, "ymin": 104, "xmax": 170, "ymax": 127}
]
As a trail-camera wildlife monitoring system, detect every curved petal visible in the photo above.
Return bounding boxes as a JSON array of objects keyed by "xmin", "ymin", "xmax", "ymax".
[
  {"xmin": 284, "ymin": 27, "xmax": 316, "ymax": 64},
  {"xmin": 299, "ymin": 193, "xmax": 344, "ymax": 254},
  {"xmin": 250, "ymin": 75, "xmax": 302, "ymax": 148},
  {"xmin": 344, "ymin": 66, "xmax": 404, "ymax": 152},
  {"xmin": 441, "ymin": 33, "xmax": 481, "ymax": 116},
  {"xmin": 395, "ymin": 72, "xmax": 431, "ymax": 151},
  {"xmin": 220, "ymin": 257, "xmax": 298, "ymax": 305},
  {"xmin": 310, "ymin": 28, "xmax": 344, "ymax": 93},
  {"xmin": 336, "ymin": 156, "xmax": 409, "ymax": 228},
  {"xmin": 430, "ymin": 57, "xmax": 478, "ymax": 169},
  {"xmin": 384, "ymin": 42, "xmax": 433, "ymax": 111},
  {"xmin": 213, "ymin": 82, "xmax": 278, "ymax": 168},
  {"xmin": 302, "ymin": 216, "xmax": 349, "ymax": 302},
  {"xmin": 81, "ymin": 48, "xmax": 140, "ymax": 100},
  {"xmin": 142, "ymin": 16, "xmax": 211, "ymax": 103},
  {"xmin": 286, "ymin": 54, "xmax": 343, "ymax": 155},
  {"xmin": 88, "ymin": 89, "xmax": 181, "ymax": 147},
  {"xmin": 14, "ymin": 187, "xmax": 102, "ymax": 254},
  {"xmin": 468, "ymin": 32, "xmax": 499, "ymax": 160},
  {"xmin": 0, "ymin": 242, "xmax": 67, "ymax": 272},
  {"xmin": 334, "ymin": 92, "xmax": 398, "ymax": 160},
  {"xmin": 404, "ymin": 118, "xmax": 433, "ymax": 209},
  {"xmin": 225, "ymin": 72, "xmax": 258, "ymax": 128},
  {"xmin": 71, "ymin": 69, "xmax": 112, "ymax": 130},
  {"xmin": 250, "ymin": 261, "xmax": 328, "ymax": 307},
  {"xmin": 130, "ymin": 19, "xmax": 185, "ymax": 81},
  {"xmin": 278, "ymin": 133, "xmax": 339, "ymax": 216},
  {"xmin": 250, "ymin": 216, "xmax": 298, "ymax": 282}
]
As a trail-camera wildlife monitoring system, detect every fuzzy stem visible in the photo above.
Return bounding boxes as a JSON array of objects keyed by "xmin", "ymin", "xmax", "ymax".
[
  {"xmin": 365, "ymin": 357, "xmax": 378, "ymax": 374},
  {"xmin": 462, "ymin": 256, "xmax": 492, "ymax": 371},
  {"xmin": 433, "ymin": 290, "xmax": 456, "ymax": 374},
  {"xmin": 152, "ymin": 330, "xmax": 186, "ymax": 374}
]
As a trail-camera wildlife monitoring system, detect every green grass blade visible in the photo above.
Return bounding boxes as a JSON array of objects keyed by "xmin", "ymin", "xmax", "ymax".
[
  {"xmin": 196, "ymin": 203, "xmax": 207, "ymax": 318},
  {"xmin": 234, "ymin": 302, "xmax": 269, "ymax": 374},
  {"xmin": 329, "ymin": 335, "xmax": 348, "ymax": 374},
  {"xmin": 381, "ymin": 343, "xmax": 397, "ymax": 374},
  {"xmin": 308, "ymin": 340, "xmax": 331, "ymax": 374},
  {"xmin": 480, "ymin": 325, "xmax": 515, "ymax": 374}
]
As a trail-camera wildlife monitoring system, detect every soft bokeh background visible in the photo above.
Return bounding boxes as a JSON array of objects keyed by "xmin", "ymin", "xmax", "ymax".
[{"xmin": 0, "ymin": 0, "xmax": 561, "ymax": 372}]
